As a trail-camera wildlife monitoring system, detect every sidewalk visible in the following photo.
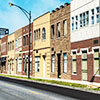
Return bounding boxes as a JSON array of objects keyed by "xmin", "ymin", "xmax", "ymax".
[{"xmin": 1, "ymin": 73, "xmax": 100, "ymax": 88}]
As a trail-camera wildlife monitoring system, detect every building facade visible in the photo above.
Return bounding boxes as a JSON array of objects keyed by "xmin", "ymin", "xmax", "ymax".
[
  {"xmin": 71, "ymin": 0, "xmax": 100, "ymax": 82},
  {"xmin": 15, "ymin": 28, "xmax": 23, "ymax": 75},
  {"xmin": 0, "ymin": 35, "xmax": 8, "ymax": 73},
  {"xmin": 50, "ymin": 3, "xmax": 71, "ymax": 79},
  {"xmin": 22, "ymin": 24, "xmax": 33, "ymax": 76},
  {"xmin": 7, "ymin": 33, "xmax": 15, "ymax": 74},
  {"xmin": 33, "ymin": 12, "xmax": 51, "ymax": 78}
]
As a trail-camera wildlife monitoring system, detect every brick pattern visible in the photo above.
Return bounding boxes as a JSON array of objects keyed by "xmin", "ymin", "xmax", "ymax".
[
  {"xmin": 50, "ymin": 3, "xmax": 71, "ymax": 79},
  {"xmin": 22, "ymin": 23, "xmax": 33, "ymax": 76},
  {"xmin": 71, "ymin": 37, "xmax": 100, "ymax": 83}
]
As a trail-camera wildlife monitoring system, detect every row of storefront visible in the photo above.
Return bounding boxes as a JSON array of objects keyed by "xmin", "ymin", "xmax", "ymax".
[{"xmin": 0, "ymin": 0, "xmax": 100, "ymax": 83}]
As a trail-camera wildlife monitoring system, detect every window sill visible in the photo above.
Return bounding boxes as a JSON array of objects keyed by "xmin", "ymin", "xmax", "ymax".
[
  {"xmin": 72, "ymin": 73, "xmax": 77, "ymax": 75},
  {"xmin": 95, "ymin": 75, "xmax": 100, "ymax": 77}
]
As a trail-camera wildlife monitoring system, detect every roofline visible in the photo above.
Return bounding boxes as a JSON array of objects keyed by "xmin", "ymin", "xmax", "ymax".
[{"xmin": 33, "ymin": 11, "xmax": 50, "ymax": 21}]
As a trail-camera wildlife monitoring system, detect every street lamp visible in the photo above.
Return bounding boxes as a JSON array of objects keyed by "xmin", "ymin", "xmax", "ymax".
[{"xmin": 9, "ymin": 3, "xmax": 31, "ymax": 78}]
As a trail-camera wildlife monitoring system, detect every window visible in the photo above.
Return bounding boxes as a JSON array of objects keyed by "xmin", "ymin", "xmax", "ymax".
[
  {"xmin": 26, "ymin": 57, "xmax": 28, "ymax": 73},
  {"xmin": 36, "ymin": 30, "xmax": 38, "ymax": 40},
  {"xmin": 35, "ymin": 57, "xmax": 40, "ymax": 72},
  {"xmin": 63, "ymin": 53, "xmax": 67, "ymax": 73},
  {"xmin": 16, "ymin": 40, "xmax": 17, "ymax": 48},
  {"xmin": 12, "ymin": 41, "xmax": 14, "ymax": 50},
  {"xmin": 19, "ymin": 37, "xmax": 22, "ymax": 47},
  {"xmin": 26, "ymin": 35, "xmax": 28, "ymax": 45},
  {"xmin": 23, "ymin": 58, "xmax": 25, "ymax": 72},
  {"xmin": 51, "ymin": 55, "xmax": 55, "ymax": 72},
  {"xmin": 72, "ymin": 17, "xmax": 74, "ymax": 30},
  {"xmin": 83, "ymin": 13, "xmax": 85, "ymax": 26},
  {"xmin": 96, "ymin": 7, "xmax": 99, "ymax": 23},
  {"xmin": 10, "ymin": 42, "xmax": 11, "ymax": 50},
  {"xmin": 42, "ymin": 28, "xmax": 46, "ymax": 40},
  {"xmin": 80, "ymin": 14, "xmax": 82, "ymax": 27},
  {"xmin": 63, "ymin": 20, "xmax": 67, "ymax": 36},
  {"xmin": 51, "ymin": 25, "xmax": 54, "ymax": 39},
  {"xmin": 34, "ymin": 31, "xmax": 36, "ymax": 41},
  {"xmin": 75, "ymin": 16, "xmax": 78, "ymax": 29},
  {"xmin": 18, "ymin": 58, "xmax": 22, "ymax": 72},
  {"xmin": 30, "ymin": 33, "xmax": 32, "ymax": 44},
  {"xmin": 86, "ymin": 11, "xmax": 89, "ymax": 25},
  {"xmin": 94, "ymin": 49, "xmax": 100, "ymax": 75},
  {"xmin": 57, "ymin": 22, "xmax": 60, "ymax": 38},
  {"xmin": 8, "ymin": 43, "xmax": 9, "ymax": 51},
  {"xmin": 39, "ymin": 29, "xmax": 40, "ymax": 40},
  {"xmin": 72, "ymin": 52, "xmax": 77, "ymax": 74},
  {"xmin": 91, "ymin": 9, "xmax": 94, "ymax": 24},
  {"xmin": 23, "ymin": 36, "xmax": 26, "ymax": 46}
]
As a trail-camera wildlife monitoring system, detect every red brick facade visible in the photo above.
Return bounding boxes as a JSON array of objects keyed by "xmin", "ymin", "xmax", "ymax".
[
  {"xmin": 22, "ymin": 23, "xmax": 33, "ymax": 76},
  {"xmin": 71, "ymin": 37, "xmax": 100, "ymax": 83},
  {"xmin": 0, "ymin": 35, "xmax": 8, "ymax": 73},
  {"xmin": 50, "ymin": 3, "xmax": 71, "ymax": 79}
]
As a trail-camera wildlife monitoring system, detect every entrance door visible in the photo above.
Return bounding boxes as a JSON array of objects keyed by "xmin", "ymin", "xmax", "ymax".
[
  {"xmin": 43, "ymin": 56, "xmax": 46, "ymax": 78},
  {"xmin": 57, "ymin": 54, "xmax": 61, "ymax": 78},
  {"xmin": 82, "ymin": 51, "xmax": 88, "ymax": 81},
  {"xmin": 26, "ymin": 57, "xmax": 28, "ymax": 75}
]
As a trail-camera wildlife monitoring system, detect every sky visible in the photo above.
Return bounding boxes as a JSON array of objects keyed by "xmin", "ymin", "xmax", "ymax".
[{"xmin": 0, "ymin": 0, "xmax": 70, "ymax": 34}]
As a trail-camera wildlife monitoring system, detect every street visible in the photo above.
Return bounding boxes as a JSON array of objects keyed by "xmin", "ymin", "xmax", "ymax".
[{"xmin": 0, "ymin": 80, "xmax": 79, "ymax": 100}]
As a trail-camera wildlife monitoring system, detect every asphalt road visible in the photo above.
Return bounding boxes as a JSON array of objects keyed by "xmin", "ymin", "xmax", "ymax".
[{"xmin": 0, "ymin": 80, "xmax": 79, "ymax": 100}]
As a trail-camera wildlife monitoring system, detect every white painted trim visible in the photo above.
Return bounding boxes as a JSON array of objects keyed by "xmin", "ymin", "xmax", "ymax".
[
  {"xmin": 92, "ymin": 46, "xmax": 100, "ymax": 53},
  {"xmin": 21, "ymin": 50, "xmax": 33, "ymax": 53},
  {"xmin": 80, "ymin": 48, "xmax": 88, "ymax": 55},
  {"xmin": 71, "ymin": 49, "xmax": 77, "ymax": 56}
]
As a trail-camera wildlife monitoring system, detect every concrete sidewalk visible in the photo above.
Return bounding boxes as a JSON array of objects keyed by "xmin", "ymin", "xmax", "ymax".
[{"xmin": 1, "ymin": 73, "xmax": 100, "ymax": 88}]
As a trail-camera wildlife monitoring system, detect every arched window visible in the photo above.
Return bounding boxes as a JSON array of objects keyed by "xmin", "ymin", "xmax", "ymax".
[{"xmin": 42, "ymin": 28, "xmax": 46, "ymax": 40}]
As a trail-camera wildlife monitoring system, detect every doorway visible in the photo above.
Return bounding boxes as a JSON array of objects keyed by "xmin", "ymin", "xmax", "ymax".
[
  {"xmin": 43, "ymin": 56, "xmax": 46, "ymax": 78},
  {"xmin": 82, "ymin": 51, "xmax": 88, "ymax": 81},
  {"xmin": 57, "ymin": 54, "xmax": 61, "ymax": 78}
]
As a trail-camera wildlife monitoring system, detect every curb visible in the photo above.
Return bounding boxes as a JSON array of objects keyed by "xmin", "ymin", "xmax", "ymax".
[{"xmin": 0, "ymin": 76, "xmax": 100, "ymax": 100}]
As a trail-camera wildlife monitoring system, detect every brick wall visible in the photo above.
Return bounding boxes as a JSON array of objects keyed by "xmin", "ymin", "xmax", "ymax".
[{"xmin": 50, "ymin": 3, "xmax": 71, "ymax": 79}]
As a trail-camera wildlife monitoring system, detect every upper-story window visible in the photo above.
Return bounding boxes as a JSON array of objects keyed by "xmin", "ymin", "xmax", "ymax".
[
  {"xmin": 63, "ymin": 20, "xmax": 67, "ymax": 36},
  {"xmin": 38, "ymin": 29, "xmax": 40, "ymax": 40},
  {"xmin": 86, "ymin": 11, "xmax": 89, "ymax": 25},
  {"xmin": 16, "ymin": 40, "xmax": 17, "ymax": 48},
  {"xmin": 34, "ymin": 31, "xmax": 36, "ymax": 41},
  {"xmin": 12, "ymin": 41, "xmax": 14, "ymax": 50},
  {"xmin": 75, "ymin": 16, "xmax": 78, "ymax": 29},
  {"xmin": 96, "ymin": 7, "xmax": 99, "ymax": 23},
  {"xmin": 26, "ymin": 35, "xmax": 28, "ymax": 45},
  {"xmin": 83, "ymin": 13, "xmax": 86, "ymax": 26},
  {"xmin": 23, "ymin": 36, "xmax": 26, "ymax": 46},
  {"xmin": 8, "ymin": 43, "xmax": 9, "ymax": 51},
  {"xmin": 30, "ymin": 33, "xmax": 32, "ymax": 44},
  {"xmin": 51, "ymin": 25, "xmax": 54, "ymax": 39},
  {"xmin": 80, "ymin": 14, "xmax": 82, "ymax": 27},
  {"xmin": 72, "ymin": 17, "xmax": 74, "ymax": 30},
  {"xmin": 42, "ymin": 28, "xmax": 46, "ymax": 40},
  {"xmin": 91, "ymin": 9, "xmax": 94, "ymax": 24},
  {"xmin": 57, "ymin": 22, "xmax": 60, "ymax": 38}
]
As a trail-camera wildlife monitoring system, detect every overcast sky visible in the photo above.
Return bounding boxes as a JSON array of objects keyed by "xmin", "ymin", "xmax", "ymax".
[{"xmin": 0, "ymin": 0, "xmax": 70, "ymax": 34}]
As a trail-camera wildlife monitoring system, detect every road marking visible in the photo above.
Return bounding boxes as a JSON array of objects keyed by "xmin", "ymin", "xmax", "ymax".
[
  {"xmin": 5, "ymin": 83, "xmax": 40, "ymax": 95},
  {"xmin": 29, "ymin": 90, "xmax": 40, "ymax": 95},
  {"xmin": 5, "ymin": 83, "xmax": 13, "ymax": 86}
]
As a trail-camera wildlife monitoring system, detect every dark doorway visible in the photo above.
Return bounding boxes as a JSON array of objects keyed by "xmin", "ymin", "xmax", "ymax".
[{"xmin": 57, "ymin": 54, "xmax": 61, "ymax": 78}]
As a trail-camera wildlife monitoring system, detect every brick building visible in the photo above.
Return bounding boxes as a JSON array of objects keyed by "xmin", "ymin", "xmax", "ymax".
[
  {"xmin": 22, "ymin": 23, "xmax": 33, "ymax": 76},
  {"xmin": 50, "ymin": 3, "xmax": 71, "ymax": 79},
  {"xmin": 0, "ymin": 35, "xmax": 8, "ymax": 73},
  {"xmin": 71, "ymin": 0, "xmax": 100, "ymax": 82},
  {"xmin": 7, "ymin": 33, "xmax": 15, "ymax": 74},
  {"xmin": 15, "ymin": 28, "xmax": 22, "ymax": 75}
]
